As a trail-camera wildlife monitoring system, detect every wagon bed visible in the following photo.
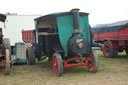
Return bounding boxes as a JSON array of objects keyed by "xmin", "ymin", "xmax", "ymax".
[
  {"xmin": 22, "ymin": 30, "xmax": 35, "ymax": 43},
  {"xmin": 93, "ymin": 21, "xmax": 128, "ymax": 41},
  {"xmin": 92, "ymin": 20, "xmax": 128, "ymax": 58}
]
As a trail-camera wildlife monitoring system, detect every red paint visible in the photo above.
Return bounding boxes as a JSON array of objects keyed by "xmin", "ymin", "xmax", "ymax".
[
  {"xmin": 0, "ymin": 48, "xmax": 7, "ymax": 73},
  {"xmin": 94, "ymin": 27, "xmax": 128, "ymax": 41},
  {"xmin": 108, "ymin": 40, "xmax": 119, "ymax": 49},
  {"xmin": 104, "ymin": 44, "xmax": 110, "ymax": 56},
  {"xmin": 53, "ymin": 56, "xmax": 59, "ymax": 76},
  {"xmin": 94, "ymin": 26, "xmax": 128, "ymax": 48},
  {"xmin": 63, "ymin": 57, "xmax": 88, "ymax": 68},
  {"xmin": 62, "ymin": 53, "xmax": 96, "ymax": 72},
  {"xmin": 0, "ymin": 47, "xmax": 6, "ymax": 69},
  {"xmin": 22, "ymin": 30, "xmax": 35, "ymax": 43},
  {"xmin": 88, "ymin": 53, "xmax": 95, "ymax": 71}
]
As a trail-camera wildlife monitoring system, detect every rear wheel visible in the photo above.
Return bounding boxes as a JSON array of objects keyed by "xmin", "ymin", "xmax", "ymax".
[
  {"xmin": 125, "ymin": 46, "xmax": 128, "ymax": 55},
  {"xmin": 103, "ymin": 41, "xmax": 118, "ymax": 58},
  {"xmin": 5, "ymin": 49, "xmax": 10, "ymax": 75},
  {"xmin": 3, "ymin": 38, "xmax": 12, "ymax": 68},
  {"xmin": 3, "ymin": 38, "xmax": 11, "ymax": 55},
  {"xmin": 88, "ymin": 49, "xmax": 98, "ymax": 72},
  {"xmin": 26, "ymin": 47, "xmax": 35, "ymax": 65},
  {"xmin": 53, "ymin": 53, "xmax": 63, "ymax": 77}
]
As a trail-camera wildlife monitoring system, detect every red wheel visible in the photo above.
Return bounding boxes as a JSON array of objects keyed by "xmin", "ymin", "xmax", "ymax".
[
  {"xmin": 88, "ymin": 49, "xmax": 98, "ymax": 72},
  {"xmin": 104, "ymin": 44, "xmax": 110, "ymax": 56},
  {"xmin": 53, "ymin": 53, "xmax": 63, "ymax": 77},
  {"xmin": 5, "ymin": 49, "xmax": 10, "ymax": 75},
  {"xmin": 103, "ymin": 41, "xmax": 118, "ymax": 58}
]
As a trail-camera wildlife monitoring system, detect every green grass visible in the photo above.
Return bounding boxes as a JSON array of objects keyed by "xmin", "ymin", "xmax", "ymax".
[{"xmin": 0, "ymin": 50, "xmax": 128, "ymax": 85}]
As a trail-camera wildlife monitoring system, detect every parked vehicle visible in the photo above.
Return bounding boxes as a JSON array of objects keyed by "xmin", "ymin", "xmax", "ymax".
[
  {"xmin": 22, "ymin": 9, "xmax": 99, "ymax": 76},
  {"xmin": 93, "ymin": 20, "xmax": 128, "ymax": 58},
  {"xmin": 0, "ymin": 14, "xmax": 11, "ymax": 75}
]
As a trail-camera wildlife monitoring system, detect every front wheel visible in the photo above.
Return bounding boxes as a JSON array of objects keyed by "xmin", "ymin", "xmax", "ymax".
[
  {"xmin": 53, "ymin": 53, "xmax": 63, "ymax": 77},
  {"xmin": 5, "ymin": 49, "xmax": 11, "ymax": 75},
  {"xmin": 88, "ymin": 49, "xmax": 98, "ymax": 73},
  {"xmin": 3, "ymin": 38, "xmax": 11, "ymax": 56}
]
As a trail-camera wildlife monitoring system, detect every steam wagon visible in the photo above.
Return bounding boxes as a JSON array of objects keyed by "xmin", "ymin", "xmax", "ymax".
[
  {"xmin": 93, "ymin": 20, "xmax": 128, "ymax": 58},
  {"xmin": 0, "ymin": 14, "xmax": 11, "ymax": 75},
  {"xmin": 22, "ymin": 9, "xmax": 99, "ymax": 76}
]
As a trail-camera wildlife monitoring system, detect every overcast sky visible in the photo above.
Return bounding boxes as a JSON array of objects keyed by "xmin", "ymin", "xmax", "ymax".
[{"xmin": 0, "ymin": 0, "xmax": 128, "ymax": 25}]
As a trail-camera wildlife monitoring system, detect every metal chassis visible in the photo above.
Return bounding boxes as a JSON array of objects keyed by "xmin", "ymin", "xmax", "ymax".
[{"xmin": 63, "ymin": 57, "xmax": 89, "ymax": 68}]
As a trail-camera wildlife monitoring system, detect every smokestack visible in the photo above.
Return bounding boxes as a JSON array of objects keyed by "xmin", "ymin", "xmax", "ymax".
[{"xmin": 71, "ymin": 8, "xmax": 80, "ymax": 31}]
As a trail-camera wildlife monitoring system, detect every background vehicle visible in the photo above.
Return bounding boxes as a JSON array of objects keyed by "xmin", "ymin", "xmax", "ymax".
[{"xmin": 93, "ymin": 20, "xmax": 128, "ymax": 58}]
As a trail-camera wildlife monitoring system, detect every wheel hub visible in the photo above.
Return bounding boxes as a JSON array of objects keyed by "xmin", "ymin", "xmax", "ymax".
[{"xmin": 106, "ymin": 47, "xmax": 109, "ymax": 52}]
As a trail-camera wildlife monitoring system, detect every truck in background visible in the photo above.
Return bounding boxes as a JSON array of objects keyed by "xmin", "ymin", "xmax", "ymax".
[{"xmin": 93, "ymin": 20, "xmax": 128, "ymax": 58}]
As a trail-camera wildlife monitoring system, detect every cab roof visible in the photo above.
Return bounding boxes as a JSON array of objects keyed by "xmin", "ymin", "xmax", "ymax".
[{"xmin": 34, "ymin": 12, "xmax": 89, "ymax": 21}]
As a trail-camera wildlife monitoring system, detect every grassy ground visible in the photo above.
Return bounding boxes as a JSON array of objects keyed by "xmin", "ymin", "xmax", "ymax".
[{"xmin": 0, "ymin": 51, "xmax": 128, "ymax": 85}]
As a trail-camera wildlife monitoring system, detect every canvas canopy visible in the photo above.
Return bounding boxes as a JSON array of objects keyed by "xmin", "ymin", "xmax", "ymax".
[{"xmin": 92, "ymin": 20, "xmax": 128, "ymax": 33}]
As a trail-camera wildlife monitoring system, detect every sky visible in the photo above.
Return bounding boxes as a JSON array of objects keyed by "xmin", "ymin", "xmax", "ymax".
[{"xmin": 0, "ymin": 0, "xmax": 128, "ymax": 25}]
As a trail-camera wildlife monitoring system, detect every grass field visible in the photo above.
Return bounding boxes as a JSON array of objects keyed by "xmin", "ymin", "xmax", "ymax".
[{"xmin": 0, "ymin": 50, "xmax": 128, "ymax": 85}]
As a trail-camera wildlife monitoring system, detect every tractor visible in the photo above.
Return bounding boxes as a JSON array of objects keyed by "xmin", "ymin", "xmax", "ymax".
[{"xmin": 22, "ymin": 9, "xmax": 99, "ymax": 76}]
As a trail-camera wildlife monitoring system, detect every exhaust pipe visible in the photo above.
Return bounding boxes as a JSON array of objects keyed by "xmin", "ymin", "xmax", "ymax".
[{"xmin": 71, "ymin": 8, "xmax": 80, "ymax": 33}]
